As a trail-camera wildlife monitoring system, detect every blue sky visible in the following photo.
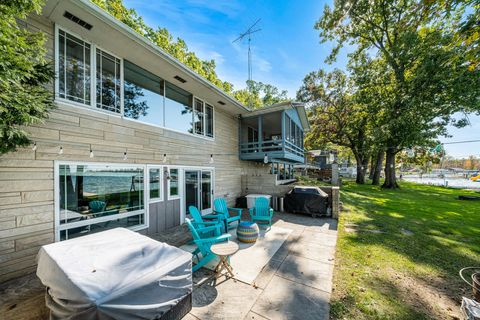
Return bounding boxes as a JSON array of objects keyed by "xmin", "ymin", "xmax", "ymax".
[{"xmin": 124, "ymin": 0, "xmax": 480, "ymax": 158}]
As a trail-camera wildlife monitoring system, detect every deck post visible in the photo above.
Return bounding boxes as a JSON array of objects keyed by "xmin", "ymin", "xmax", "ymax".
[
  {"xmin": 281, "ymin": 111, "xmax": 286, "ymax": 153},
  {"xmin": 258, "ymin": 115, "xmax": 263, "ymax": 152}
]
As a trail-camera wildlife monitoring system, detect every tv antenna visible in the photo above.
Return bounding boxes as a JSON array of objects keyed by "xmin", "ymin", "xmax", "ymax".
[{"xmin": 233, "ymin": 18, "xmax": 262, "ymax": 83}]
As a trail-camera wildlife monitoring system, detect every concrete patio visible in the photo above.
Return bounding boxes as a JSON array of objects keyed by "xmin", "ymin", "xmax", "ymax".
[{"xmin": 0, "ymin": 212, "xmax": 337, "ymax": 320}]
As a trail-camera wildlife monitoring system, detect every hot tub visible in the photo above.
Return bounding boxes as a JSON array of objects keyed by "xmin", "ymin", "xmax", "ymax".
[{"xmin": 246, "ymin": 194, "xmax": 272, "ymax": 209}]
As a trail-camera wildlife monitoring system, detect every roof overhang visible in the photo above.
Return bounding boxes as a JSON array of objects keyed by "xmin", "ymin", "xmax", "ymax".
[
  {"xmin": 40, "ymin": 0, "xmax": 249, "ymax": 115},
  {"xmin": 241, "ymin": 101, "xmax": 310, "ymax": 131}
]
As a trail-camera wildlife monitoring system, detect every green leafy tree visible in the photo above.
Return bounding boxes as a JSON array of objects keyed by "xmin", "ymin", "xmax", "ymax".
[
  {"xmin": 91, "ymin": 0, "xmax": 234, "ymax": 94},
  {"xmin": 316, "ymin": 0, "xmax": 480, "ymax": 188},
  {"xmin": 91, "ymin": 0, "xmax": 288, "ymax": 108},
  {"xmin": 297, "ymin": 69, "xmax": 375, "ymax": 184},
  {"xmin": 0, "ymin": 0, "xmax": 55, "ymax": 155},
  {"xmin": 234, "ymin": 80, "xmax": 289, "ymax": 109}
]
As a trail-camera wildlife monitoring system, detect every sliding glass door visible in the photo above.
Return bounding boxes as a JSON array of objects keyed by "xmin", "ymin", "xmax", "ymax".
[{"xmin": 185, "ymin": 169, "xmax": 213, "ymax": 215}]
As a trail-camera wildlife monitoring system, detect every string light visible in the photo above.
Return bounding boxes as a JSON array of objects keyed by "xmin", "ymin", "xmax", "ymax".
[
  {"xmin": 162, "ymin": 153, "xmax": 167, "ymax": 163},
  {"xmin": 263, "ymin": 153, "xmax": 268, "ymax": 164},
  {"xmin": 32, "ymin": 142, "xmax": 37, "ymax": 151},
  {"xmin": 209, "ymin": 154, "xmax": 214, "ymax": 164},
  {"xmin": 89, "ymin": 149, "xmax": 94, "ymax": 158},
  {"xmin": 58, "ymin": 146, "xmax": 63, "ymax": 155},
  {"xmin": 123, "ymin": 152, "xmax": 128, "ymax": 161}
]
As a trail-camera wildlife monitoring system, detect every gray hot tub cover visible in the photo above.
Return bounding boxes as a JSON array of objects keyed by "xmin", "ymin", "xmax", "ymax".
[{"xmin": 36, "ymin": 228, "xmax": 192, "ymax": 320}]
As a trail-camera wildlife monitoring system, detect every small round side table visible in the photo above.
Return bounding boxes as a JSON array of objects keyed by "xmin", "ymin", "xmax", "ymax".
[{"xmin": 210, "ymin": 241, "xmax": 239, "ymax": 278}]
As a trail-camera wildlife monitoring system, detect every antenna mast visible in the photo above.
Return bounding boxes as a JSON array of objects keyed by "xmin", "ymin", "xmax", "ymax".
[{"xmin": 233, "ymin": 18, "xmax": 262, "ymax": 83}]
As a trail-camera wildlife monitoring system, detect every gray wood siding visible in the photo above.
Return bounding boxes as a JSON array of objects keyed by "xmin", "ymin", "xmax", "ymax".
[{"xmin": 0, "ymin": 14, "xmax": 270, "ymax": 283}]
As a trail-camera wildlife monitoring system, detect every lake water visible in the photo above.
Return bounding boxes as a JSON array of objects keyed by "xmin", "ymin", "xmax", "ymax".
[{"xmin": 402, "ymin": 175, "xmax": 480, "ymax": 190}]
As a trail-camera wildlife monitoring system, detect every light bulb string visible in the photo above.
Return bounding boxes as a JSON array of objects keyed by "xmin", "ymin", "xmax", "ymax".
[{"xmin": 30, "ymin": 141, "xmax": 308, "ymax": 160}]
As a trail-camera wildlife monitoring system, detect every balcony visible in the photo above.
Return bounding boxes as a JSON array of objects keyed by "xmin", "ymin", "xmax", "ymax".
[
  {"xmin": 239, "ymin": 139, "xmax": 304, "ymax": 163},
  {"xmin": 239, "ymin": 103, "xmax": 309, "ymax": 164}
]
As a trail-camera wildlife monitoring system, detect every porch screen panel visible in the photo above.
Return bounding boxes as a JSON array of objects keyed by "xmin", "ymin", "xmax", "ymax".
[
  {"xmin": 58, "ymin": 30, "xmax": 91, "ymax": 105},
  {"xmin": 58, "ymin": 164, "xmax": 145, "ymax": 240}
]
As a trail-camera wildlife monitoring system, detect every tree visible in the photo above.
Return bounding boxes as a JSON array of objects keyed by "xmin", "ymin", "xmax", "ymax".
[
  {"xmin": 234, "ymin": 80, "xmax": 289, "ymax": 109},
  {"xmin": 92, "ymin": 0, "xmax": 234, "ymax": 94},
  {"xmin": 297, "ymin": 69, "xmax": 374, "ymax": 184},
  {"xmin": 92, "ymin": 0, "xmax": 289, "ymax": 108},
  {"xmin": 0, "ymin": 0, "xmax": 55, "ymax": 155},
  {"xmin": 316, "ymin": 0, "xmax": 480, "ymax": 188}
]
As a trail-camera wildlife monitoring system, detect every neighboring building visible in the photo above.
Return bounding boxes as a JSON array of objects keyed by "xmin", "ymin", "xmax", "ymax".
[{"xmin": 0, "ymin": 0, "xmax": 309, "ymax": 282}]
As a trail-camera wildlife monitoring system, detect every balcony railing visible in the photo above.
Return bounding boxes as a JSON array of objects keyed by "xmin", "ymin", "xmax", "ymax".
[{"xmin": 239, "ymin": 139, "xmax": 304, "ymax": 159}]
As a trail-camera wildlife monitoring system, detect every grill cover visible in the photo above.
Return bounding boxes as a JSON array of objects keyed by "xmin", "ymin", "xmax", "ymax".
[
  {"xmin": 284, "ymin": 186, "xmax": 329, "ymax": 216},
  {"xmin": 36, "ymin": 228, "xmax": 192, "ymax": 320}
]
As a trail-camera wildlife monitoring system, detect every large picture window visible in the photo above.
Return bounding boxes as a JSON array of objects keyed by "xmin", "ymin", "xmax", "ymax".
[
  {"xmin": 56, "ymin": 28, "xmax": 215, "ymax": 139},
  {"xmin": 57, "ymin": 163, "xmax": 146, "ymax": 241},
  {"xmin": 123, "ymin": 60, "xmax": 164, "ymax": 125},
  {"xmin": 165, "ymin": 82, "xmax": 193, "ymax": 134},
  {"xmin": 96, "ymin": 49, "xmax": 121, "ymax": 113},
  {"xmin": 58, "ymin": 29, "xmax": 91, "ymax": 104}
]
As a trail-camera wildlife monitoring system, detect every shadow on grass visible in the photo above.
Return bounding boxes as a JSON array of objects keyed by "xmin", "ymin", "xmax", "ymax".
[{"xmin": 333, "ymin": 181, "xmax": 480, "ymax": 318}]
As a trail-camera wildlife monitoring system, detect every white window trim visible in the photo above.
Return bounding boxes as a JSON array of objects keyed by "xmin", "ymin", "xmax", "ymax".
[
  {"xmin": 54, "ymin": 160, "xmax": 148, "ymax": 241},
  {"xmin": 167, "ymin": 167, "xmax": 181, "ymax": 200},
  {"xmin": 54, "ymin": 24, "xmax": 216, "ymax": 141},
  {"xmin": 95, "ymin": 46, "xmax": 123, "ymax": 113},
  {"xmin": 147, "ymin": 165, "xmax": 163, "ymax": 203},
  {"xmin": 55, "ymin": 25, "xmax": 95, "ymax": 107},
  {"xmin": 192, "ymin": 96, "xmax": 215, "ymax": 139},
  {"xmin": 205, "ymin": 102, "xmax": 215, "ymax": 138}
]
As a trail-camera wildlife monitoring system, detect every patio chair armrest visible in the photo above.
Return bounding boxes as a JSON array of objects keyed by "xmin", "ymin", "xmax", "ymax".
[
  {"xmin": 195, "ymin": 225, "xmax": 220, "ymax": 233},
  {"xmin": 269, "ymin": 208, "xmax": 274, "ymax": 217},
  {"xmin": 249, "ymin": 208, "xmax": 254, "ymax": 216},
  {"xmin": 203, "ymin": 213, "xmax": 223, "ymax": 220},
  {"xmin": 228, "ymin": 207, "xmax": 243, "ymax": 217},
  {"xmin": 196, "ymin": 234, "xmax": 231, "ymax": 244},
  {"xmin": 193, "ymin": 221, "xmax": 220, "ymax": 227}
]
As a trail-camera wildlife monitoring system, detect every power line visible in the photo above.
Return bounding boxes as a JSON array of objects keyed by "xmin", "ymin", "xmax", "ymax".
[{"xmin": 440, "ymin": 139, "xmax": 480, "ymax": 145}]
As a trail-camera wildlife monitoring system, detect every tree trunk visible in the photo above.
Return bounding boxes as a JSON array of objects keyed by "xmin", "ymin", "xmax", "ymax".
[
  {"xmin": 382, "ymin": 149, "xmax": 399, "ymax": 189},
  {"xmin": 372, "ymin": 150, "xmax": 384, "ymax": 185},
  {"xmin": 355, "ymin": 156, "xmax": 369, "ymax": 184},
  {"xmin": 356, "ymin": 163, "xmax": 366, "ymax": 184},
  {"xmin": 368, "ymin": 155, "xmax": 375, "ymax": 180}
]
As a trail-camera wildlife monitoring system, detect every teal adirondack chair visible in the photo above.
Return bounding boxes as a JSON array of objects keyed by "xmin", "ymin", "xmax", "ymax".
[
  {"xmin": 213, "ymin": 198, "xmax": 242, "ymax": 231},
  {"xmin": 249, "ymin": 197, "xmax": 274, "ymax": 229},
  {"xmin": 185, "ymin": 218, "xmax": 231, "ymax": 272},
  {"xmin": 188, "ymin": 206, "xmax": 224, "ymax": 238}
]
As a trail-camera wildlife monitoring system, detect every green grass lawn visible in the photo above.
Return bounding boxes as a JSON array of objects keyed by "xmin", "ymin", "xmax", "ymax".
[{"xmin": 330, "ymin": 180, "xmax": 480, "ymax": 320}]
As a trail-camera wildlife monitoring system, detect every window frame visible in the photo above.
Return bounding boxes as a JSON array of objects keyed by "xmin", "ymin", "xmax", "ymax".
[
  {"xmin": 147, "ymin": 165, "xmax": 163, "ymax": 203},
  {"xmin": 205, "ymin": 102, "xmax": 214, "ymax": 138},
  {"xmin": 168, "ymin": 167, "xmax": 181, "ymax": 200},
  {"xmin": 54, "ymin": 160, "xmax": 148, "ymax": 242},
  {"xmin": 55, "ymin": 26, "xmax": 95, "ymax": 108},
  {"xmin": 54, "ymin": 25, "xmax": 215, "ymax": 141},
  {"xmin": 95, "ymin": 47, "xmax": 123, "ymax": 114}
]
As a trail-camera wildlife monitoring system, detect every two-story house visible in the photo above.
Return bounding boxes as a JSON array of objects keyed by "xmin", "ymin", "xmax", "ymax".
[{"xmin": 0, "ymin": 0, "xmax": 309, "ymax": 282}]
